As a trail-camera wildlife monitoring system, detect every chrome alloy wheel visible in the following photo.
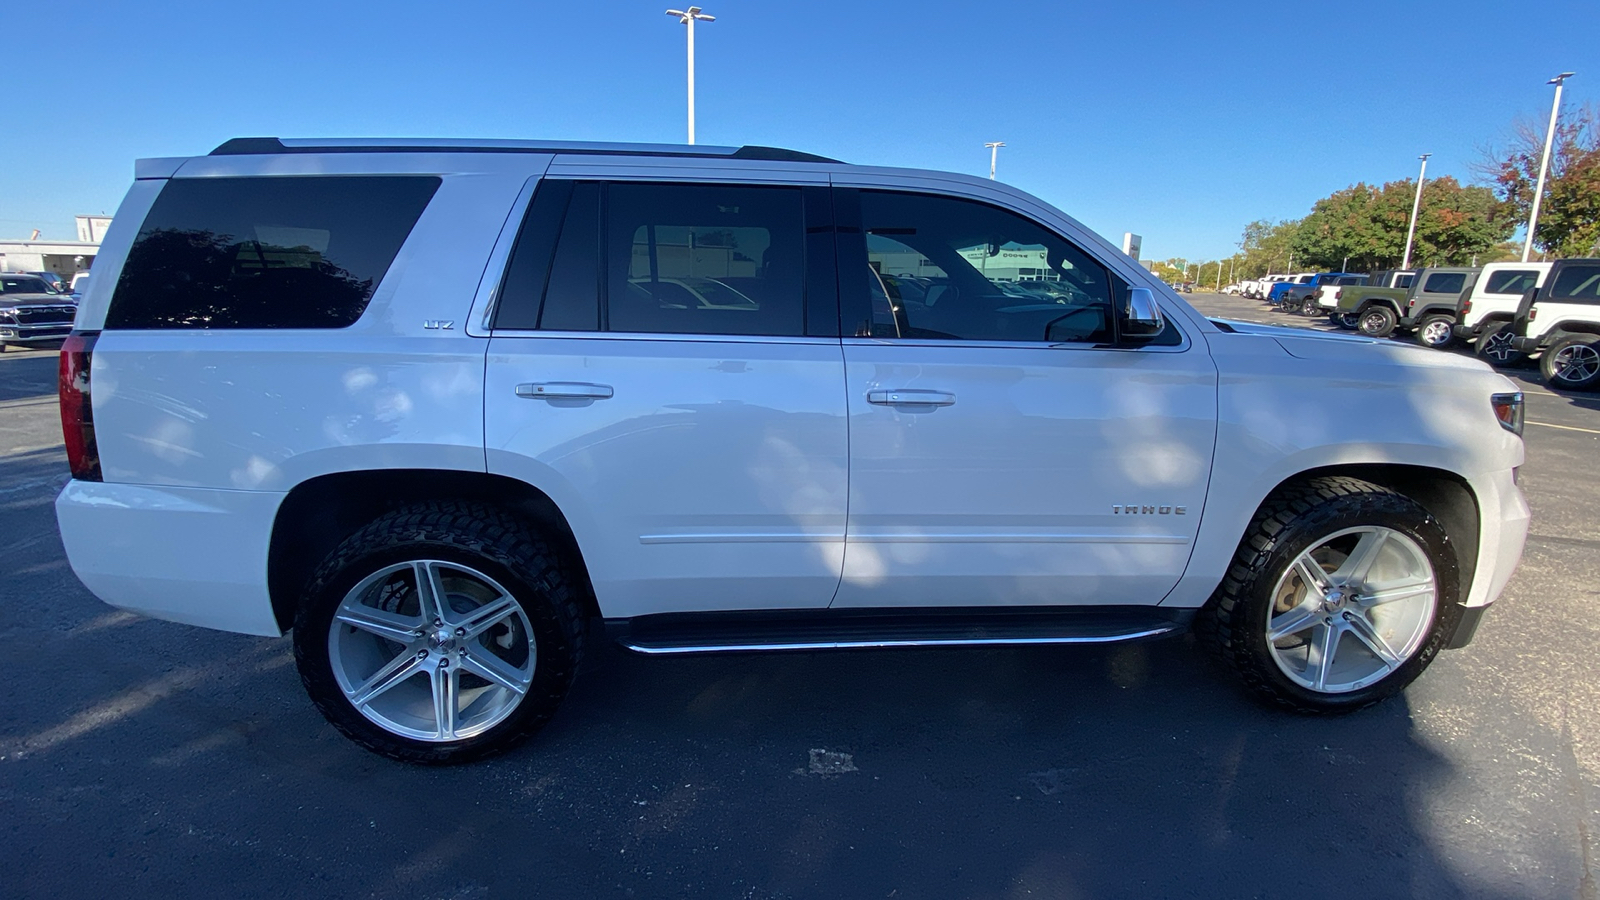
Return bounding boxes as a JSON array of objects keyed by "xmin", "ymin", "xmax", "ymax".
[
  {"xmin": 1265, "ymin": 527, "xmax": 1436, "ymax": 694},
  {"xmin": 1420, "ymin": 319, "xmax": 1453, "ymax": 346},
  {"xmin": 328, "ymin": 560, "xmax": 535, "ymax": 742},
  {"xmin": 1551, "ymin": 342, "xmax": 1600, "ymax": 384}
]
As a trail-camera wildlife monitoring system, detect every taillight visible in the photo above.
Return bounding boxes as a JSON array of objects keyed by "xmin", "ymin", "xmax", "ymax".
[
  {"xmin": 59, "ymin": 332, "xmax": 101, "ymax": 481},
  {"xmin": 1529, "ymin": 307, "xmax": 1539, "ymax": 321},
  {"xmin": 1461, "ymin": 299, "xmax": 1472, "ymax": 314}
]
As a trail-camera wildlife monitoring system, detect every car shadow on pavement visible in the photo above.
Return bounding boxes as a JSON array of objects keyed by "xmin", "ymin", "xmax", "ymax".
[
  {"xmin": 1, "ymin": 592, "xmax": 1532, "ymax": 899},
  {"xmin": 0, "ymin": 351, "xmax": 58, "ymax": 403}
]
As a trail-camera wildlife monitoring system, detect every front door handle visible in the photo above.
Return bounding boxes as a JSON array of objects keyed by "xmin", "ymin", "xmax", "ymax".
[
  {"xmin": 515, "ymin": 382, "xmax": 614, "ymax": 400},
  {"xmin": 866, "ymin": 389, "xmax": 956, "ymax": 407}
]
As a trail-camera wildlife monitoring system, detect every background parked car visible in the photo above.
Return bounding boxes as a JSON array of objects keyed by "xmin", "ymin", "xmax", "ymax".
[
  {"xmin": 1278, "ymin": 272, "xmax": 1362, "ymax": 315},
  {"xmin": 0, "ymin": 273, "xmax": 77, "ymax": 350},
  {"xmin": 1500, "ymin": 258, "xmax": 1600, "ymax": 389},
  {"xmin": 1336, "ymin": 267, "xmax": 1478, "ymax": 340},
  {"xmin": 1454, "ymin": 262, "xmax": 1553, "ymax": 362}
]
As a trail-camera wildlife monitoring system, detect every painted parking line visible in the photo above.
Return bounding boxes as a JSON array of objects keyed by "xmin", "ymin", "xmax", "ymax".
[{"xmin": 1527, "ymin": 420, "xmax": 1600, "ymax": 435}]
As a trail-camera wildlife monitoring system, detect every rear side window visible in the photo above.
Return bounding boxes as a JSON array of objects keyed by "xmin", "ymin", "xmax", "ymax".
[
  {"xmin": 1395, "ymin": 274, "xmax": 1415, "ymax": 289},
  {"xmin": 108, "ymin": 176, "xmax": 440, "ymax": 329},
  {"xmin": 1421, "ymin": 272, "xmax": 1467, "ymax": 295},
  {"xmin": 606, "ymin": 183, "xmax": 806, "ymax": 337},
  {"xmin": 1549, "ymin": 265, "xmax": 1600, "ymax": 303},
  {"xmin": 1484, "ymin": 270, "xmax": 1539, "ymax": 296}
]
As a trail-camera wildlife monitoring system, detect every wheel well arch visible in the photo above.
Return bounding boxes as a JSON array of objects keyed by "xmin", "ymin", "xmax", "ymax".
[
  {"xmin": 1264, "ymin": 464, "xmax": 1480, "ymax": 605},
  {"xmin": 1549, "ymin": 322, "xmax": 1600, "ymax": 338},
  {"xmin": 1357, "ymin": 298, "xmax": 1402, "ymax": 316},
  {"xmin": 266, "ymin": 469, "xmax": 599, "ymax": 633}
]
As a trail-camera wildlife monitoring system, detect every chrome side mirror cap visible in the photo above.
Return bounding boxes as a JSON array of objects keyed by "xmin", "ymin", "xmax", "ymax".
[{"xmin": 1123, "ymin": 287, "xmax": 1166, "ymax": 338}]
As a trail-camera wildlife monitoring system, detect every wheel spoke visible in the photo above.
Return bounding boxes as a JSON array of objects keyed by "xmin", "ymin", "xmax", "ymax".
[
  {"xmin": 1345, "ymin": 612, "xmax": 1403, "ymax": 670},
  {"xmin": 460, "ymin": 596, "xmax": 519, "ymax": 640},
  {"xmin": 335, "ymin": 605, "xmax": 420, "ymax": 643},
  {"xmin": 350, "ymin": 652, "xmax": 426, "ymax": 707},
  {"xmin": 1333, "ymin": 530, "xmax": 1388, "ymax": 587},
  {"xmin": 460, "ymin": 649, "xmax": 530, "ymax": 695},
  {"xmin": 1294, "ymin": 552, "xmax": 1333, "ymax": 593},
  {"xmin": 1307, "ymin": 622, "xmax": 1340, "ymax": 691},
  {"xmin": 432, "ymin": 666, "xmax": 458, "ymax": 740},
  {"xmin": 1358, "ymin": 579, "xmax": 1434, "ymax": 608},
  {"xmin": 1269, "ymin": 601, "xmax": 1322, "ymax": 642},
  {"xmin": 413, "ymin": 561, "xmax": 450, "ymax": 625}
]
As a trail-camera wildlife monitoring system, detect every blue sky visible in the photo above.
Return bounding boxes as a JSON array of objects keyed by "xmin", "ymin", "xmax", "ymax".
[{"xmin": 4, "ymin": 0, "xmax": 1595, "ymax": 261}]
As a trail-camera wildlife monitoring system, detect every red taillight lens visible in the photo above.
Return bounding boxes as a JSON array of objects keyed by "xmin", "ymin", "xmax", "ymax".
[
  {"xmin": 59, "ymin": 332, "xmax": 101, "ymax": 481},
  {"xmin": 1461, "ymin": 299, "xmax": 1472, "ymax": 314},
  {"xmin": 1529, "ymin": 307, "xmax": 1539, "ymax": 321}
]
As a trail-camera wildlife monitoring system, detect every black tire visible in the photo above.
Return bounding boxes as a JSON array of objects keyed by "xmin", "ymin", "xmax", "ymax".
[
  {"xmin": 1332, "ymin": 312, "xmax": 1360, "ymax": 330},
  {"xmin": 1202, "ymin": 476, "xmax": 1461, "ymax": 715},
  {"xmin": 1540, "ymin": 334, "xmax": 1600, "ymax": 391},
  {"xmin": 293, "ymin": 502, "xmax": 585, "ymax": 764},
  {"xmin": 1474, "ymin": 321, "xmax": 1527, "ymax": 368},
  {"xmin": 1414, "ymin": 314, "xmax": 1456, "ymax": 349},
  {"xmin": 1357, "ymin": 305, "xmax": 1398, "ymax": 338},
  {"xmin": 1280, "ymin": 296, "xmax": 1302, "ymax": 315}
]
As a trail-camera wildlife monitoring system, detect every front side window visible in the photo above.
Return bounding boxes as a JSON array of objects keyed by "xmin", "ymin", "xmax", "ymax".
[
  {"xmin": 857, "ymin": 191, "xmax": 1113, "ymax": 343},
  {"xmin": 108, "ymin": 176, "xmax": 439, "ymax": 329},
  {"xmin": 1422, "ymin": 272, "xmax": 1468, "ymax": 295},
  {"xmin": 1483, "ymin": 270, "xmax": 1539, "ymax": 296},
  {"xmin": 1549, "ymin": 265, "xmax": 1600, "ymax": 303},
  {"xmin": 606, "ymin": 183, "xmax": 805, "ymax": 337}
]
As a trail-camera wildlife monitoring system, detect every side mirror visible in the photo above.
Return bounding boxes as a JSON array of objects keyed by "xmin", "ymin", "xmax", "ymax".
[{"xmin": 1122, "ymin": 287, "xmax": 1165, "ymax": 339}]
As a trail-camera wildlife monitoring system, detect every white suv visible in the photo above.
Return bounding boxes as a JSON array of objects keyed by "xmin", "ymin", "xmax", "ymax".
[{"xmin": 56, "ymin": 138, "xmax": 1531, "ymax": 763}]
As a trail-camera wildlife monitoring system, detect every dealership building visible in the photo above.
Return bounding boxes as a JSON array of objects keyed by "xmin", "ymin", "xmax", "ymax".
[{"xmin": 0, "ymin": 215, "xmax": 112, "ymax": 278}]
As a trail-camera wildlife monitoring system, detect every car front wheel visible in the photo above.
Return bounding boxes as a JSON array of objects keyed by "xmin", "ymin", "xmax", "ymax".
[
  {"xmin": 293, "ymin": 502, "xmax": 584, "ymax": 764},
  {"xmin": 1204, "ymin": 477, "xmax": 1459, "ymax": 714}
]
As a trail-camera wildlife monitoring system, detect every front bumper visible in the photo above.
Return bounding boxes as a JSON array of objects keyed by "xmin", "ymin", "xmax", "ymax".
[
  {"xmin": 56, "ymin": 481, "xmax": 287, "ymax": 637},
  {"xmin": 0, "ymin": 322, "xmax": 73, "ymax": 344}
]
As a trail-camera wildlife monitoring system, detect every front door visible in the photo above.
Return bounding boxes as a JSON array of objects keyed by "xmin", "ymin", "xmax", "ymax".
[
  {"xmin": 830, "ymin": 188, "xmax": 1218, "ymax": 608},
  {"xmin": 484, "ymin": 178, "xmax": 848, "ymax": 619}
]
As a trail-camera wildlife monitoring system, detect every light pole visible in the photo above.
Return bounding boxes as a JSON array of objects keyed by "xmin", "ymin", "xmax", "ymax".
[
  {"xmin": 985, "ymin": 141, "xmax": 1005, "ymax": 179},
  {"xmin": 1523, "ymin": 72, "xmax": 1576, "ymax": 262},
  {"xmin": 666, "ymin": 7, "xmax": 716, "ymax": 144},
  {"xmin": 1401, "ymin": 153, "xmax": 1431, "ymax": 270}
]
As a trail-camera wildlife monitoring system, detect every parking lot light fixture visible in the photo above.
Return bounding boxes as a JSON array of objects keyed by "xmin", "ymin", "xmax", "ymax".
[
  {"xmin": 985, "ymin": 141, "xmax": 1005, "ymax": 179},
  {"xmin": 1523, "ymin": 72, "xmax": 1576, "ymax": 262},
  {"xmin": 1402, "ymin": 153, "xmax": 1431, "ymax": 270},
  {"xmin": 666, "ymin": 7, "xmax": 716, "ymax": 144}
]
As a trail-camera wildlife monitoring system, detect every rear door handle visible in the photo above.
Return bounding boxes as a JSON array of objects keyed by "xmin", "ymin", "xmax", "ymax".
[
  {"xmin": 866, "ymin": 389, "xmax": 956, "ymax": 407},
  {"xmin": 515, "ymin": 382, "xmax": 614, "ymax": 400}
]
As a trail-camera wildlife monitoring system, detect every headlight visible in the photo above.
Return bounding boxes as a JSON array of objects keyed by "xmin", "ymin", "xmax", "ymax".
[{"xmin": 1492, "ymin": 392, "xmax": 1525, "ymax": 436}]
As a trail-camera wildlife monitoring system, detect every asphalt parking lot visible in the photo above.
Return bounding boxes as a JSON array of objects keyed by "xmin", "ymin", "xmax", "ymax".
[{"xmin": 3, "ymin": 313, "xmax": 1600, "ymax": 898}]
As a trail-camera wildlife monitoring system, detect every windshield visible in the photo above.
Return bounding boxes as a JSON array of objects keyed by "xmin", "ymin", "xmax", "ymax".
[{"xmin": 0, "ymin": 276, "xmax": 54, "ymax": 294}]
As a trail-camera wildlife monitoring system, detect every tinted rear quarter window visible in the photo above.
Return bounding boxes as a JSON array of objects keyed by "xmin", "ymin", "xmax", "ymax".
[
  {"xmin": 1422, "ymin": 272, "xmax": 1467, "ymax": 295},
  {"xmin": 1483, "ymin": 270, "xmax": 1538, "ymax": 295},
  {"xmin": 1549, "ymin": 265, "xmax": 1600, "ymax": 303},
  {"xmin": 108, "ymin": 175, "xmax": 440, "ymax": 329}
]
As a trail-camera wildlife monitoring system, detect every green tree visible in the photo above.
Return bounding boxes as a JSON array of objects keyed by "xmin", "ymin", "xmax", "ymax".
[
  {"xmin": 1290, "ymin": 177, "xmax": 1509, "ymax": 270},
  {"xmin": 1482, "ymin": 104, "xmax": 1600, "ymax": 258}
]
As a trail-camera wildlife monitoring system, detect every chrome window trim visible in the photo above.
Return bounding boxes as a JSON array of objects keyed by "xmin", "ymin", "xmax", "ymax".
[
  {"xmin": 487, "ymin": 328, "xmax": 841, "ymax": 347},
  {"xmin": 467, "ymin": 175, "xmax": 547, "ymax": 338}
]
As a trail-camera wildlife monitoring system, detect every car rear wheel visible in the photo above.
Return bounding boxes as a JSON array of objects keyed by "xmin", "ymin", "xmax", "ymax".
[
  {"xmin": 1415, "ymin": 314, "xmax": 1456, "ymax": 349},
  {"xmin": 1358, "ymin": 305, "xmax": 1398, "ymax": 338},
  {"xmin": 1474, "ymin": 322, "xmax": 1527, "ymax": 368},
  {"xmin": 1203, "ymin": 477, "xmax": 1459, "ymax": 713},
  {"xmin": 293, "ymin": 502, "xmax": 584, "ymax": 764},
  {"xmin": 1332, "ymin": 312, "xmax": 1360, "ymax": 330},
  {"xmin": 1540, "ymin": 334, "xmax": 1600, "ymax": 391}
]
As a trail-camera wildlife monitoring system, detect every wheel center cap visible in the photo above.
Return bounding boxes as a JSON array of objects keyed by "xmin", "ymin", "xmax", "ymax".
[
  {"xmin": 431, "ymin": 627, "xmax": 454, "ymax": 649},
  {"xmin": 1322, "ymin": 590, "xmax": 1345, "ymax": 613}
]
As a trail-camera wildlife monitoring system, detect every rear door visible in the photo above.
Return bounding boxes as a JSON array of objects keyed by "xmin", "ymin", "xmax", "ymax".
[
  {"xmin": 830, "ymin": 187, "xmax": 1217, "ymax": 609},
  {"xmin": 483, "ymin": 174, "xmax": 849, "ymax": 619}
]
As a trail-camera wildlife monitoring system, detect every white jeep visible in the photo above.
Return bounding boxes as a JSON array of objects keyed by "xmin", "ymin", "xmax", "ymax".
[{"xmin": 55, "ymin": 138, "xmax": 1531, "ymax": 763}]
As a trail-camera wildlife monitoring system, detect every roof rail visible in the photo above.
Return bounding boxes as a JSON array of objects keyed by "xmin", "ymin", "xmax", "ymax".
[{"xmin": 208, "ymin": 137, "xmax": 841, "ymax": 164}]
